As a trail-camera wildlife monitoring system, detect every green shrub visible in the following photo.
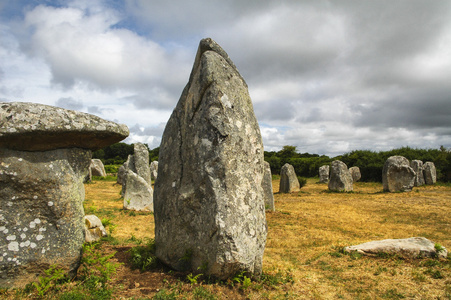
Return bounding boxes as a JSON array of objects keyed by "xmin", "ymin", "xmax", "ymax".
[
  {"xmin": 128, "ymin": 239, "xmax": 159, "ymax": 271},
  {"xmin": 297, "ymin": 176, "xmax": 307, "ymax": 188}
]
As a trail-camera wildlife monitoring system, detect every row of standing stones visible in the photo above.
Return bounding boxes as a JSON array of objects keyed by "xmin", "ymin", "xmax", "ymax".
[
  {"xmin": 0, "ymin": 38, "xmax": 446, "ymax": 288},
  {"xmin": 0, "ymin": 38, "xmax": 271, "ymax": 288}
]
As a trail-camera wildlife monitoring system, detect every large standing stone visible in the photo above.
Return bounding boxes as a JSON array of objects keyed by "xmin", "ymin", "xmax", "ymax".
[
  {"xmin": 150, "ymin": 160, "xmax": 158, "ymax": 181},
  {"xmin": 410, "ymin": 160, "xmax": 425, "ymax": 186},
  {"xmin": 423, "ymin": 162, "xmax": 437, "ymax": 185},
  {"xmin": 122, "ymin": 143, "xmax": 153, "ymax": 212},
  {"xmin": 344, "ymin": 237, "xmax": 447, "ymax": 259},
  {"xmin": 328, "ymin": 160, "xmax": 353, "ymax": 192},
  {"xmin": 279, "ymin": 163, "xmax": 300, "ymax": 193},
  {"xmin": 262, "ymin": 161, "xmax": 275, "ymax": 211},
  {"xmin": 0, "ymin": 102, "xmax": 128, "ymax": 288},
  {"xmin": 90, "ymin": 159, "xmax": 107, "ymax": 177},
  {"xmin": 154, "ymin": 38, "xmax": 267, "ymax": 279},
  {"xmin": 116, "ymin": 163, "xmax": 126, "ymax": 185},
  {"xmin": 382, "ymin": 156, "xmax": 415, "ymax": 192},
  {"xmin": 318, "ymin": 165, "xmax": 329, "ymax": 183},
  {"xmin": 349, "ymin": 166, "xmax": 361, "ymax": 182}
]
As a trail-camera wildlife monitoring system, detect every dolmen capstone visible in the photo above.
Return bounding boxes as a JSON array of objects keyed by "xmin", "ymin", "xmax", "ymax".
[
  {"xmin": 344, "ymin": 237, "xmax": 447, "ymax": 259},
  {"xmin": 410, "ymin": 160, "xmax": 425, "ymax": 186},
  {"xmin": 0, "ymin": 102, "xmax": 128, "ymax": 288},
  {"xmin": 423, "ymin": 161, "xmax": 437, "ymax": 185},
  {"xmin": 121, "ymin": 143, "xmax": 153, "ymax": 211},
  {"xmin": 84, "ymin": 215, "xmax": 108, "ymax": 243},
  {"xmin": 382, "ymin": 156, "xmax": 415, "ymax": 192},
  {"xmin": 318, "ymin": 165, "xmax": 329, "ymax": 183},
  {"xmin": 349, "ymin": 166, "xmax": 361, "ymax": 182},
  {"xmin": 154, "ymin": 38, "xmax": 267, "ymax": 279},
  {"xmin": 279, "ymin": 163, "xmax": 300, "ymax": 193},
  {"xmin": 262, "ymin": 161, "xmax": 275, "ymax": 211},
  {"xmin": 150, "ymin": 160, "xmax": 158, "ymax": 181},
  {"xmin": 328, "ymin": 160, "xmax": 353, "ymax": 192}
]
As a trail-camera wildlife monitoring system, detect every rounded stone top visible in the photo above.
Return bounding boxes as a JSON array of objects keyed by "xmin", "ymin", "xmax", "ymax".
[{"xmin": 0, "ymin": 102, "xmax": 129, "ymax": 151}]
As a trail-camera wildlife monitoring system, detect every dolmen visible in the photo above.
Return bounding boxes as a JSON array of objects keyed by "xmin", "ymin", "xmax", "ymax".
[
  {"xmin": 0, "ymin": 102, "xmax": 128, "ymax": 288},
  {"xmin": 328, "ymin": 160, "xmax": 353, "ymax": 192},
  {"xmin": 349, "ymin": 166, "xmax": 361, "ymax": 182},
  {"xmin": 382, "ymin": 156, "xmax": 415, "ymax": 192},
  {"xmin": 121, "ymin": 143, "xmax": 153, "ymax": 212},
  {"xmin": 279, "ymin": 163, "xmax": 300, "ymax": 193},
  {"xmin": 318, "ymin": 165, "xmax": 329, "ymax": 183},
  {"xmin": 344, "ymin": 237, "xmax": 447, "ymax": 259},
  {"xmin": 154, "ymin": 38, "xmax": 267, "ymax": 279}
]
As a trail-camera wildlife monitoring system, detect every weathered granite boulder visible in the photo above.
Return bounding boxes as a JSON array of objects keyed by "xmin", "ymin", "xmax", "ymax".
[
  {"xmin": 154, "ymin": 38, "xmax": 267, "ymax": 280},
  {"xmin": 344, "ymin": 237, "xmax": 447, "ymax": 259},
  {"xmin": 328, "ymin": 160, "xmax": 353, "ymax": 192},
  {"xmin": 90, "ymin": 159, "xmax": 106, "ymax": 177},
  {"xmin": 318, "ymin": 165, "xmax": 329, "ymax": 183},
  {"xmin": 382, "ymin": 156, "xmax": 415, "ymax": 192},
  {"xmin": 410, "ymin": 160, "xmax": 425, "ymax": 186},
  {"xmin": 423, "ymin": 162, "xmax": 437, "ymax": 185},
  {"xmin": 150, "ymin": 160, "xmax": 158, "ymax": 181},
  {"xmin": 122, "ymin": 143, "xmax": 153, "ymax": 211},
  {"xmin": 349, "ymin": 166, "xmax": 361, "ymax": 182},
  {"xmin": 84, "ymin": 215, "xmax": 107, "ymax": 243},
  {"xmin": 0, "ymin": 102, "xmax": 128, "ymax": 288},
  {"xmin": 279, "ymin": 163, "xmax": 300, "ymax": 193},
  {"xmin": 262, "ymin": 161, "xmax": 275, "ymax": 211}
]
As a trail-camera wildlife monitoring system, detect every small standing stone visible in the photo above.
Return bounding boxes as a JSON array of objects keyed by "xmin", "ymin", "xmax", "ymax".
[
  {"xmin": 410, "ymin": 160, "xmax": 425, "ymax": 186},
  {"xmin": 349, "ymin": 166, "xmax": 361, "ymax": 182},
  {"xmin": 262, "ymin": 161, "xmax": 275, "ymax": 211},
  {"xmin": 84, "ymin": 215, "xmax": 108, "ymax": 243},
  {"xmin": 122, "ymin": 143, "xmax": 153, "ymax": 212},
  {"xmin": 90, "ymin": 159, "xmax": 107, "ymax": 177},
  {"xmin": 382, "ymin": 156, "xmax": 415, "ymax": 192},
  {"xmin": 423, "ymin": 162, "xmax": 437, "ymax": 185},
  {"xmin": 150, "ymin": 160, "xmax": 158, "ymax": 181},
  {"xmin": 279, "ymin": 163, "xmax": 300, "ymax": 193},
  {"xmin": 328, "ymin": 160, "xmax": 353, "ymax": 192},
  {"xmin": 318, "ymin": 165, "xmax": 329, "ymax": 183}
]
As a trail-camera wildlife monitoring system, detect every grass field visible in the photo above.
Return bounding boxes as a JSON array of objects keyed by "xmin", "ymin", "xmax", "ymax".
[{"xmin": 3, "ymin": 177, "xmax": 450, "ymax": 299}]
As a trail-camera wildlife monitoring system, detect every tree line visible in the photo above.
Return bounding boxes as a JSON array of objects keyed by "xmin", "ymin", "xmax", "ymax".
[{"xmin": 93, "ymin": 143, "xmax": 451, "ymax": 182}]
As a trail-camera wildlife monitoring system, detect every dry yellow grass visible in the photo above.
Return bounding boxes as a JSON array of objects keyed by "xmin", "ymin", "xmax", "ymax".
[{"xmin": 83, "ymin": 178, "xmax": 451, "ymax": 299}]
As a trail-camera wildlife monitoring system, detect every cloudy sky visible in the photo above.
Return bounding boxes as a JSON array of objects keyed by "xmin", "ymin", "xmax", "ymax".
[{"xmin": 1, "ymin": 0, "xmax": 450, "ymax": 156}]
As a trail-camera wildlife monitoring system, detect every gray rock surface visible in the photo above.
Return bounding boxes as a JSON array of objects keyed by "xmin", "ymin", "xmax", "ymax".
[
  {"xmin": 262, "ymin": 161, "xmax": 275, "ymax": 211},
  {"xmin": 122, "ymin": 143, "xmax": 153, "ymax": 211},
  {"xmin": 349, "ymin": 166, "xmax": 361, "ymax": 182},
  {"xmin": 90, "ymin": 159, "xmax": 106, "ymax": 177},
  {"xmin": 328, "ymin": 160, "xmax": 353, "ymax": 192},
  {"xmin": 0, "ymin": 102, "xmax": 129, "ymax": 151},
  {"xmin": 410, "ymin": 160, "xmax": 425, "ymax": 186},
  {"xmin": 423, "ymin": 162, "xmax": 437, "ymax": 185},
  {"xmin": 344, "ymin": 237, "xmax": 447, "ymax": 259},
  {"xmin": 0, "ymin": 102, "xmax": 128, "ymax": 288},
  {"xmin": 0, "ymin": 148, "xmax": 90, "ymax": 288},
  {"xmin": 116, "ymin": 164, "xmax": 126, "ymax": 185},
  {"xmin": 382, "ymin": 156, "xmax": 415, "ymax": 192},
  {"xmin": 318, "ymin": 165, "xmax": 329, "ymax": 183},
  {"xmin": 154, "ymin": 38, "xmax": 267, "ymax": 279},
  {"xmin": 84, "ymin": 215, "xmax": 107, "ymax": 243},
  {"xmin": 150, "ymin": 161, "xmax": 158, "ymax": 181},
  {"xmin": 279, "ymin": 163, "xmax": 300, "ymax": 193}
]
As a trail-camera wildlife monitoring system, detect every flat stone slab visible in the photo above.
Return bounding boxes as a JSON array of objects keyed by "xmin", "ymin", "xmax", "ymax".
[
  {"xmin": 344, "ymin": 237, "xmax": 447, "ymax": 259},
  {"xmin": 0, "ymin": 102, "xmax": 129, "ymax": 151}
]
